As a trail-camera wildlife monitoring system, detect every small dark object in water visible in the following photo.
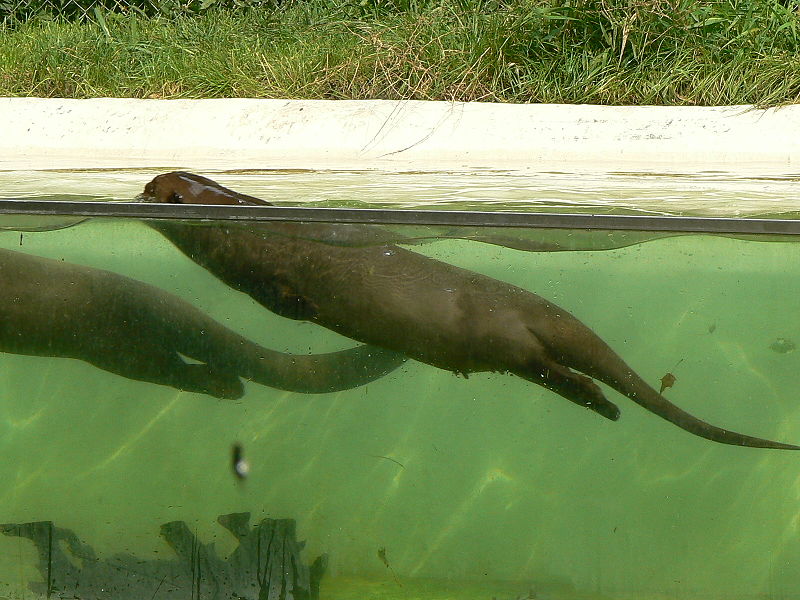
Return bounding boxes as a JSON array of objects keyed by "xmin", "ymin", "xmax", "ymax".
[
  {"xmin": 378, "ymin": 547, "xmax": 389, "ymax": 568},
  {"xmin": 770, "ymin": 338, "xmax": 796, "ymax": 354},
  {"xmin": 377, "ymin": 547, "xmax": 401, "ymax": 586},
  {"xmin": 1, "ymin": 513, "xmax": 326, "ymax": 600},
  {"xmin": 493, "ymin": 589, "xmax": 538, "ymax": 600},
  {"xmin": 232, "ymin": 442, "xmax": 249, "ymax": 480},
  {"xmin": 659, "ymin": 359, "xmax": 683, "ymax": 394},
  {"xmin": 659, "ymin": 373, "xmax": 676, "ymax": 394},
  {"xmin": 370, "ymin": 454, "xmax": 405, "ymax": 469}
]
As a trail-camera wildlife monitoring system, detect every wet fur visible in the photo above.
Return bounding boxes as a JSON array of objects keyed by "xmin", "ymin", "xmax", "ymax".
[
  {"xmin": 0, "ymin": 248, "xmax": 404, "ymax": 398},
  {"xmin": 138, "ymin": 172, "xmax": 799, "ymax": 449}
]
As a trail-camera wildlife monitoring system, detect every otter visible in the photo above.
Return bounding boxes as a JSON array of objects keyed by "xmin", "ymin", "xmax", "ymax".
[
  {"xmin": 0, "ymin": 247, "xmax": 404, "ymax": 398},
  {"xmin": 137, "ymin": 172, "xmax": 798, "ymax": 449}
]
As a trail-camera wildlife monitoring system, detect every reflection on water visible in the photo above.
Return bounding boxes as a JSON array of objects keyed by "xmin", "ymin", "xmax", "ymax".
[
  {"xmin": 4, "ymin": 168, "xmax": 800, "ymax": 216},
  {"xmin": 1, "ymin": 171, "xmax": 800, "ymax": 599}
]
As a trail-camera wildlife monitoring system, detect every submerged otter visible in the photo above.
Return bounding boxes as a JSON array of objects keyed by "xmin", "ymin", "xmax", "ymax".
[
  {"xmin": 0, "ymin": 248, "xmax": 404, "ymax": 398},
  {"xmin": 138, "ymin": 172, "xmax": 799, "ymax": 449}
]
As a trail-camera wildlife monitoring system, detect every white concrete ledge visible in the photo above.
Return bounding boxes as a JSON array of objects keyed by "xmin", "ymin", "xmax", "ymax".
[{"xmin": 2, "ymin": 97, "xmax": 800, "ymax": 173}]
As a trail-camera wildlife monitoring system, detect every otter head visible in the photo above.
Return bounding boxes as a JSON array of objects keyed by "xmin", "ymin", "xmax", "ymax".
[{"xmin": 137, "ymin": 172, "xmax": 272, "ymax": 207}]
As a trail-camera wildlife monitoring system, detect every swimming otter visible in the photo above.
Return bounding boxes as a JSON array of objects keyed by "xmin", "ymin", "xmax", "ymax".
[
  {"xmin": 138, "ymin": 172, "xmax": 798, "ymax": 449},
  {"xmin": 0, "ymin": 247, "xmax": 404, "ymax": 398}
]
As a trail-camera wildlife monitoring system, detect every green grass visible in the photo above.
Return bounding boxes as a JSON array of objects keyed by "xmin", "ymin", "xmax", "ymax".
[{"xmin": 3, "ymin": 0, "xmax": 800, "ymax": 105}]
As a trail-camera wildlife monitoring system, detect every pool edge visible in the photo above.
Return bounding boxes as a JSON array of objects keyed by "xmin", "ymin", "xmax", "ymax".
[{"xmin": 3, "ymin": 98, "xmax": 800, "ymax": 174}]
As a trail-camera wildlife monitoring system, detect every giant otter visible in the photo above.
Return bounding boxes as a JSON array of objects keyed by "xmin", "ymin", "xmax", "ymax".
[
  {"xmin": 0, "ymin": 248, "xmax": 404, "ymax": 398},
  {"xmin": 138, "ymin": 172, "xmax": 799, "ymax": 449}
]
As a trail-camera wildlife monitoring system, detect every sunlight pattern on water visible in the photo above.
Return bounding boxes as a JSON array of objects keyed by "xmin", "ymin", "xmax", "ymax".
[
  {"xmin": 75, "ymin": 395, "xmax": 184, "ymax": 479},
  {"xmin": 408, "ymin": 466, "xmax": 517, "ymax": 577}
]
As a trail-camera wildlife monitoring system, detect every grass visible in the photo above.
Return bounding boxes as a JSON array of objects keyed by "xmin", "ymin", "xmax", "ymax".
[{"xmin": 2, "ymin": 0, "xmax": 800, "ymax": 105}]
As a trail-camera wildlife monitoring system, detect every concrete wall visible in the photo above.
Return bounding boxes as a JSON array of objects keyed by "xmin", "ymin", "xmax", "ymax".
[{"xmin": 3, "ymin": 98, "xmax": 800, "ymax": 173}]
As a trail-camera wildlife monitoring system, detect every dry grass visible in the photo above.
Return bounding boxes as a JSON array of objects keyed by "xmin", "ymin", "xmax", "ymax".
[{"xmin": 2, "ymin": 0, "xmax": 800, "ymax": 105}]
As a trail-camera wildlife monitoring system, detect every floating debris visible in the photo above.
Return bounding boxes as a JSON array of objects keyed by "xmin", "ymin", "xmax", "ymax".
[
  {"xmin": 369, "ymin": 454, "xmax": 405, "ymax": 469},
  {"xmin": 659, "ymin": 373, "xmax": 676, "ymax": 394},
  {"xmin": 491, "ymin": 588, "xmax": 538, "ymax": 600},
  {"xmin": 378, "ymin": 547, "xmax": 389, "ymax": 568},
  {"xmin": 231, "ymin": 442, "xmax": 249, "ymax": 480},
  {"xmin": 770, "ymin": 338, "xmax": 796, "ymax": 354},
  {"xmin": 378, "ymin": 547, "xmax": 402, "ymax": 586},
  {"xmin": 659, "ymin": 359, "xmax": 683, "ymax": 394}
]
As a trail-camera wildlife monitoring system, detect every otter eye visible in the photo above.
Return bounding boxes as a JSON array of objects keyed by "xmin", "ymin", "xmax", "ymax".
[{"xmin": 169, "ymin": 192, "xmax": 183, "ymax": 203}]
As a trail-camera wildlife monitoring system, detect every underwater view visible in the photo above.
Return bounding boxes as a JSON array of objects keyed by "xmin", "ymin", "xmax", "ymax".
[{"xmin": 0, "ymin": 169, "xmax": 800, "ymax": 600}]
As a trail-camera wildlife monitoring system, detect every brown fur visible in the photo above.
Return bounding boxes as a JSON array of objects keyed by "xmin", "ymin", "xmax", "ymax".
[
  {"xmin": 0, "ymin": 248, "xmax": 405, "ymax": 398},
  {"xmin": 138, "ymin": 171, "xmax": 799, "ymax": 449}
]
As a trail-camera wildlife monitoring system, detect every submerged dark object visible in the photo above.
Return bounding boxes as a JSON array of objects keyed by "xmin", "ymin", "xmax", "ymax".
[
  {"xmin": 658, "ymin": 359, "xmax": 683, "ymax": 394},
  {"xmin": 0, "ymin": 513, "xmax": 326, "ymax": 600},
  {"xmin": 231, "ymin": 442, "xmax": 249, "ymax": 480},
  {"xmin": 377, "ymin": 546, "xmax": 401, "ymax": 586},
  {"xmin": 770, "ymin": 337, "xmax": 796, "ymax": 354},
  {"xmin": 0, "ymin": 248, "xmax": 404, "ymax": 398},
  {"xmin": 659, "ymin": 372, "xmax": 676, "ymax": 395},
  {"xmin": 138, "ymin": 172, "xmax": 799, "ymax": 450},
  {"xmin": 378, "ymin": 546, "xmax": 389, "ymax": 568}
]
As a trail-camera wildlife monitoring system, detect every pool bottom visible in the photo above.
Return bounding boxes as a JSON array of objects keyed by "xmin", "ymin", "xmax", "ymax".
[{"xmin": 0, "ymin": 575, "xmax": 787, "ymax": 600}]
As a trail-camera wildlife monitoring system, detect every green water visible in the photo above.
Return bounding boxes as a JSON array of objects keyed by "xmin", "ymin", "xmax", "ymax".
[{"xmin": 1, "ymin": 171, "xmax": 800, "ymax": 599}]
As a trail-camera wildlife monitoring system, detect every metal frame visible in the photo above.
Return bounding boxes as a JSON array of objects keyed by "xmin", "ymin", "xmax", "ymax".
[{"xmin": 1, "ymin": 199, "xmax": 800, "ymax": 235}]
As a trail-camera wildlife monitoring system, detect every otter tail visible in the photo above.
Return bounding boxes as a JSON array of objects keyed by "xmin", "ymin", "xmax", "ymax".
[
  {"xmin": 605, "ymin": 368, "xmax": 799, "ymax": 449},
  {"xmin": 574, "ymin": 341, "xmax": 800, "ymax": 450},
  {"xmin": 172, "ymin": 308, "xmax": 406, "ymax": 395},
  {"xmin": 528, "ymin": 317, "xmax": 799, "ymax": 449},
  {"xmin": 231, "ymin": 343, "xmax": 407, "ymax": 394}
]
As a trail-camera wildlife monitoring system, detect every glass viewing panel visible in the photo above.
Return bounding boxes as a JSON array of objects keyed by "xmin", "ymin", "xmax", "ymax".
[{"xmin": 0, "ymin": 202, "xmax": 798, "ymax": 600}]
